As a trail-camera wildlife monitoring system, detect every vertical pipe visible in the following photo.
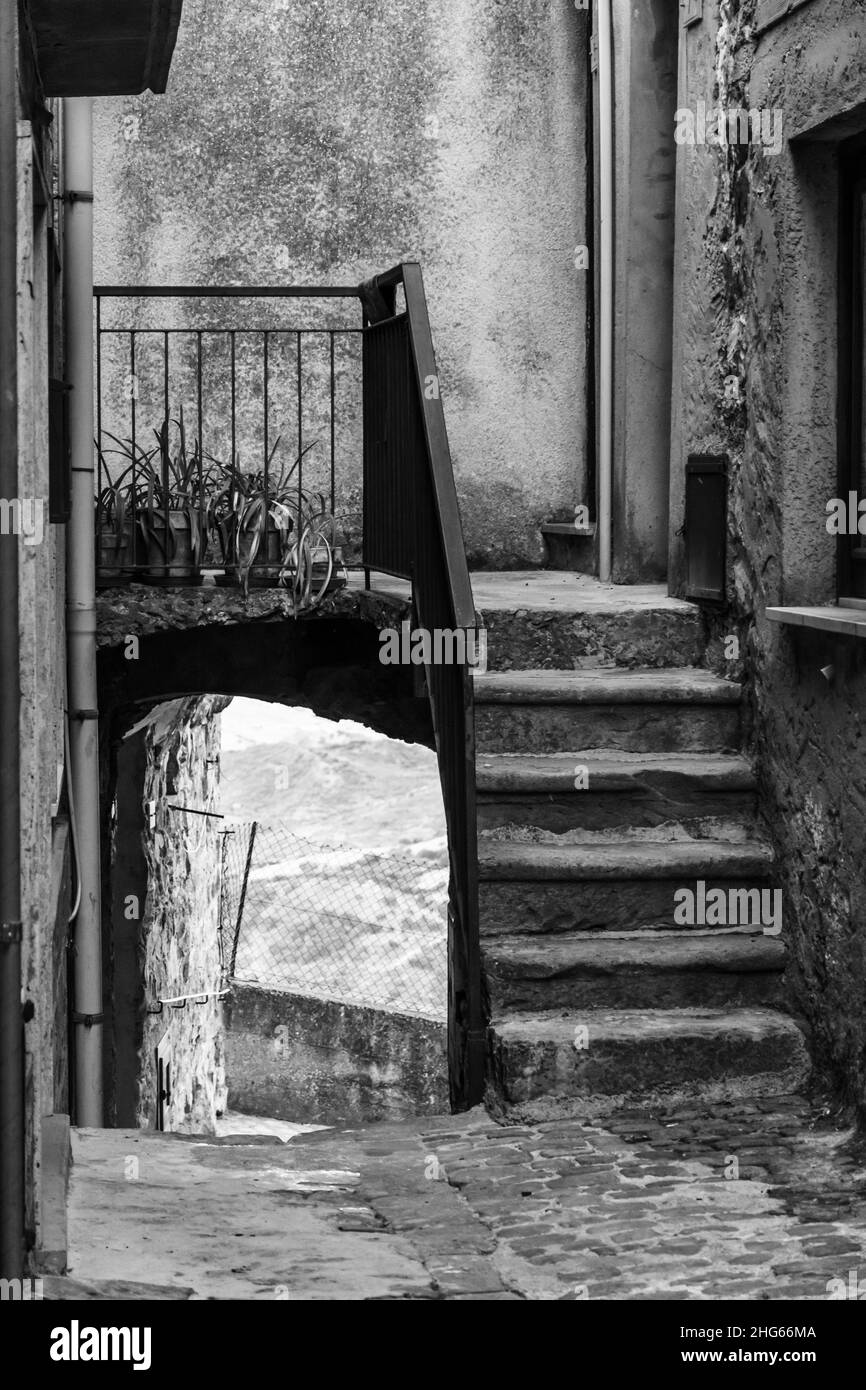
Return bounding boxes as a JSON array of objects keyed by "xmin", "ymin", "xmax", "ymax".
[
  {"xmin": 597, "ymin": 0, "xmax": 614, "ymax": 583},
  {"xmin": 0, "ymin": 0, "xmax": 24, "ymax": 1281},
  {"xmin": 64, "ymin": 97, "xmax": 103, "ymax": 1128}
]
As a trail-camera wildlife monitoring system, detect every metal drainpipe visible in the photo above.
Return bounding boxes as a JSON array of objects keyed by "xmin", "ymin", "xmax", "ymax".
[
  {"xmin": 64, "ymin": 98, "xmax": 103, "ymax": 1127},
  {"xmin": 0, "ymin": 0, "xmax": 24, "ymax": 1280},
  {"xmin": 597, "ymin": 0, "xmax": 614, "ymax": 584}
]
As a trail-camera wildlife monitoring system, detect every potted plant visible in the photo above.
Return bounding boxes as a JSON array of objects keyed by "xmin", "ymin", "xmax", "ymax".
[
  {"xmin": 137, "ymin": 414, "xmax": 207, "ymax": 584},
  {"xmin": 95, "ymin": 437, "xmax": 151, "ymax": 585},
  {"xmin": 212, "ymin": 440, "xmax": 319, "ymax": 594},
  {"xmin": 279, "ymin": 493, "xmax": 347, "ymax": 613}
]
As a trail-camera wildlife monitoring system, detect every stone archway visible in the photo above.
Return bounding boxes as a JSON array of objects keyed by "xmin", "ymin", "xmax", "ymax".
[{"xmin": 95, "ymin": 584, "xmax": 449, "ymax": 1127}]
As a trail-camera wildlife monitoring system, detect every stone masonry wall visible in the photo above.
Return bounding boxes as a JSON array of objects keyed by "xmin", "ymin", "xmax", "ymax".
[
  {"xmin": 137, "ymin": 697, "xmax": 229, "ymax": 1132},
  {"xmin": 671, "ymin": 0, "xmax": 866, "ymax": 1112},
  {"xmin": 225, "ymin": 985, "xmax": 448, "ymax": 1124}
]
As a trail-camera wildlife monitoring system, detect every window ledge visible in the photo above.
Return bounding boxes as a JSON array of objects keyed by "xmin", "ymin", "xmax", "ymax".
[{"xmin": 766, "ymin": 603, "xmax": 866, "ymax": 637}]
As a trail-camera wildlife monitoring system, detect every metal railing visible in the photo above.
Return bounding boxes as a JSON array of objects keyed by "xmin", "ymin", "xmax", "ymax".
[
  {"xmin": 94, "ymin": 285, "xmax": 364, "ymax": 588},
  {"xmin": 360, "ymin": 264, "xmax": 484, "ymax": 1108},
  {"xmin": 93, "ymin": 265, "xmax": 484, "ymax": 1107}
]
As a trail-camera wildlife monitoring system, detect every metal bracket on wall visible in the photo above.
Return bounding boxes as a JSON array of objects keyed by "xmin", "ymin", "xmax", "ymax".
[
  {"xmin": 55, "ymin": 190, "xmax": 94, "ymax": 205},
  {"xmin": 72, "ymin": 1011, "xmax": 104, "ymax": 1028},
  {"xmin": 684, "ymin": 0, "xmax": 704, "ymax": 25}
]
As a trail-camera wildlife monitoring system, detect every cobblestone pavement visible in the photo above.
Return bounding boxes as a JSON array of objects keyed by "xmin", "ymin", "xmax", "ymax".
[
  {"xmin": 397, "ymin": 1094, "xmax": 866, "ymax": 1300},
  {"xmin": 61, "ymin": 1093, "xmax": 866, "ymax": 1300}
]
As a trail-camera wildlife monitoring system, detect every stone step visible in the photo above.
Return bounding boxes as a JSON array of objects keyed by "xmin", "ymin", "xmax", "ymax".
[
  {"xmin": 474, "ymin": 667, "xmax": 742, "ymax": 753},
  {"xmin": 478, "ymin": 839, "xmax": 777, "ymax": 935},
  {"xmin": 470, "ymin": 576, "xmax": 706, "ymax": 672},
  {"xmin": 477, "ymin": 751, "xmax": 756, "ymax": 835},
  {"xmin": 484, "ymin": 929, "xmax": 786, "ymax": 1012},
  {"xmin": 488, "ymin": 1007, "xmax": 809, "ymax": 1106}
]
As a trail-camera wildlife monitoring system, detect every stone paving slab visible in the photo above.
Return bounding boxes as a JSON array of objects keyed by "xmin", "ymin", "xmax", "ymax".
[
  {"xmin": 59, "ymin": 1095, "xmax": 866, "ymax": 1300},
  {"xmin": 413, "ymin": 1095, "xmax": 866, "ymax": 1300}
]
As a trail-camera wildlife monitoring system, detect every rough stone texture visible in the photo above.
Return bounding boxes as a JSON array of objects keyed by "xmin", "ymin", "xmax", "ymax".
[
  {"xmin": 96, "ymin": 582, "xmax": 434, "ymax": 751},
  {"xmin": 477, "ymin": 751, "xmax": 757, "ymax": 835},
  {"xmin": 490, "ymin": 1008, "xmax": 808, "ymax": 1108},
  {"xmin": 95, "ymin": 578, "xmax": 409, "ymax": 651},
  {"xmin": 474, "ymin": 665, "xmax": 744, "ymax": 755},
  {"xmin": 669, "ymin": 0, "xmax": 866, "ymax": 1115},
  {"xmin": 137, "ymin": 697, "xmax": 229, "ymax": 1132},
  {"xmin": 484, "ymin": 930, "xmax": 786, "ymax": 1012},
  {"xmin": 92, "ymin": 0, "xmax": 589, "ymax": 568},
  {"xmin": 479, "ymin": 873, "xmax": 782, "ymax": 938},
  {"xmin": 479, "ymin": 604, "xmax": 706, "ymax": 672},
  {"xmin": 225, "ymin": 984, "xmax": 448, "ymax": 1124},
  {"xmin": 476, "ymin": 700, "xmax": 743, "ymax": 756},
  {"xmin": 15, "ymin": 112, "xmax": 70, "ymax": 1260},
  {"xmin": 64, "ymin": 1093, "xmax": 866, "ymax": 1300},
  {"xmin": 479, "ymin": 837, "xmax": 775, "ymax": 879}
]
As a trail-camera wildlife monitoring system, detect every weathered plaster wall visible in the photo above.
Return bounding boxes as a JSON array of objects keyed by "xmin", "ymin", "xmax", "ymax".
[
  {"xmin": 226, "ymin": 985, "xmax": 448, "ymax": 1124},
  {"xmin": 671, "ymin": 0, "xmax": 866, "ymax": 1113},
  {"xmin": 92, "ymin": 0, "xmax": 589, "ymax": 568},
  {"xmin": 16, "ymin": 102, "xmax": 70, "ymax": 1257},
  {"xmin": 136, "ymin": 697, "xmax": 229, "ymax": 1132}
]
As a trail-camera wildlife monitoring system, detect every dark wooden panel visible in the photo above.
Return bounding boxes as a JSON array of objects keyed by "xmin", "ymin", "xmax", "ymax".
[{"xmin": 30, "ymin": 0, "xmax": 183, "ymax": 96}]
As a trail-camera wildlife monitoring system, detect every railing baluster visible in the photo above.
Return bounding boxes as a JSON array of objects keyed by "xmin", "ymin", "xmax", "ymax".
[
  {"xmin": 263, "ymin": 330, "xmax": 270, "ymax": 576},
  {"xmin": 330, "ymin": 331, "xmax": 336, "ymax": 521},
  {"xmin": 230, "ymin": 330, "xmax": 236, "ymax": 467},
  {"xmin": 296, "ymin": 330, "xmax": 302, "ymax": 530},
  {"xmin": 95, "ymin": 293, "xmax": 102, "ymax": 466},
  {"xmin": 162, "ymin": 332, "xmax": 170, "ymax": 578},
  {"xmin": 197, "ymin": 330, "xmax": 204, "ymax": 564},
  {"xmin": 197, "ymin": 329, "xmax": 203, "ymax": 456},
  {"xmin": 130, "ymin": 330, "xmax": 137, "ymax": 573}
]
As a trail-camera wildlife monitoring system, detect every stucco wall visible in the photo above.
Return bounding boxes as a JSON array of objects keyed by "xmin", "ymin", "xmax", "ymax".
[
  {"xmin": 671, "ymin": 0, "xmax": 866, "ymax": 1113},
  {"xmin": 92, "ymin": 0, "xmax": 589, "ymax": 568}
]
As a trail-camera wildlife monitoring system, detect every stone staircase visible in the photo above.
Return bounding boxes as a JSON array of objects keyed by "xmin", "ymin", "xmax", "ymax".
[{"xmin": 472, "ymin": 577, "xmax": 809, "ymax": 1116}]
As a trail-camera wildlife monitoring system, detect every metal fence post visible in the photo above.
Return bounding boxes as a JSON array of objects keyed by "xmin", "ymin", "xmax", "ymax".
[{"xmin": 229, "ymin": 821, "xmax": 257, "ymax": 978}]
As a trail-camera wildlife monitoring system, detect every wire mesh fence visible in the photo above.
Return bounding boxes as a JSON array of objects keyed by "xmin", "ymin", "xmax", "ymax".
[{"xmin": 219, "ymin": 822, "xmax": 448, "ymax": 1021}]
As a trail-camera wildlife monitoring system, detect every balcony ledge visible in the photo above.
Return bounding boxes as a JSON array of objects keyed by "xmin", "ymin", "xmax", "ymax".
[{"xmin": 766, "ymin": 603, "xmax": 866, "ymax": 638}]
